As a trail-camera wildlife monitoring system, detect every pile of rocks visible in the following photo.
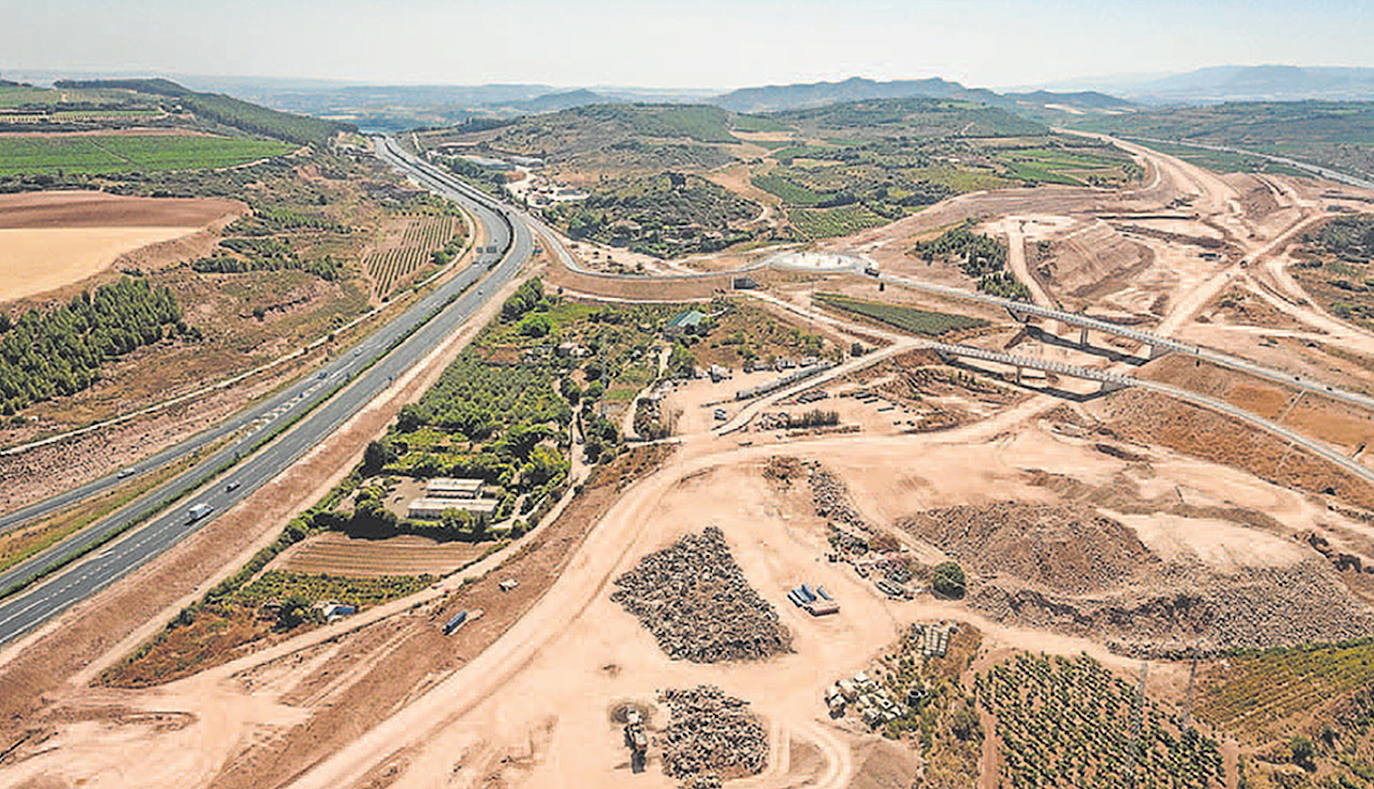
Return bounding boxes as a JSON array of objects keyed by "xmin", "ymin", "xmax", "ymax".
[
  {"xmin": 612, "ymin": 527, "xmax": 792, "ymax": 662},
  {"xmin": 807, "ymin": 461, "xmax": 871, "ymax": 533},
  {"xmin": 657, "ymin": 685, "xmax": 768, "ymax": 786},
  {"xmin": 974, "ymin": 560, "xmax": 1374, "ymax": 659}
]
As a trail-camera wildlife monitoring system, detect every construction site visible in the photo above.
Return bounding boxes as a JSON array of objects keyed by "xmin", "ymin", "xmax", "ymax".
[{"xmin": 7, "ymin": 109, "xmax": 1374, "ymax": 789}]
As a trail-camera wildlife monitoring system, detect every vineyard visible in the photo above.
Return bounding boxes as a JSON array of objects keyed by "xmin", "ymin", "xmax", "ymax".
[
  {"xmin": 976, "ymin": 653, "xmax": 1224, "ymax": 789},
  {"xmin": 1196, "ymin": 637, "xmax": 1374, "ymax": 742},
  {"xmin": 363, "ymin": 214, "xmax": 465, "ymax": 298},
  {"xmin": 814, "ymin": 293, "xmax": 987, "ymax": 336},
  {"xmin": 787, "ymin": 203, "xmax": 889, "ymax": 239}
]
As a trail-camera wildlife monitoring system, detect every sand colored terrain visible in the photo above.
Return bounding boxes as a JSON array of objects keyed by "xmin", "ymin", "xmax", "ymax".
[
  {"xmin": 0, "ymin": 191, "xmax": 240, "ymax": 229},
  {"xmin": 0, "ymin": 227, "xmax": 206, "ymax": 301},
  {"xmin": 0, "ymin": 191, "xmax": 241, "ymax": 302},
  {"xmin": 11, "ymin": 130, "xmax": 1374, "ymax": 789}
]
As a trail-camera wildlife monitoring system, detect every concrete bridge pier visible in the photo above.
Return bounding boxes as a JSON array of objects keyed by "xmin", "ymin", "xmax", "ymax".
[
  {"xmin": 1147, "ymin": 343, "xmax": 1172, "ymax": 360},
  {"xmin": 1079, "ymin": 327, "xmax": 1089, "ymax": 346}
]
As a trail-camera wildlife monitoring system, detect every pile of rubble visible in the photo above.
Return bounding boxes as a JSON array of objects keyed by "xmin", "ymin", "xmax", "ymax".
[
  {"xmin": 657, "ymin": 685, "xmax": 768, "ymax": 786},
  {"xmin": 611, "ymin": 527, "xmax": 792, "ymax": 662},
  {"xmin": 807, "ymin": 461, "xmax": 872, "ymax": 533},
  {"xmin": 762, "ymin": 455, "xmax": 805, "ymax": 487},
  {"xmin": 974, "ymin": 560, "xmax": 1374, "ymax": 659}
]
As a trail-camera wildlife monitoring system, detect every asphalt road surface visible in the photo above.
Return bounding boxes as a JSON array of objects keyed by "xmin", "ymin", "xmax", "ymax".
[{"xmin": 0, "ymin": 135, "xmax": 533, "ymax": 647}]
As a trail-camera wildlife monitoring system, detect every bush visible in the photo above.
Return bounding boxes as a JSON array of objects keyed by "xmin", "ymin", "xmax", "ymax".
[{"xmin": 932, "ymin": 561, "xmax": 966, "ymax": 598}]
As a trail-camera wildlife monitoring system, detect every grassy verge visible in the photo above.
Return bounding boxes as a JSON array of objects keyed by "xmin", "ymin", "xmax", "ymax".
[{"xmin": 0, "ymin": 435, "xmax": 236, "ymax": 576}]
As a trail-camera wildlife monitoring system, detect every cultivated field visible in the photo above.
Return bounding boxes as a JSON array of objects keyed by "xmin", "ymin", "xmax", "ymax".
[
  {"xmin": 0, "ymin": 190, "xmax": 241, "ymax": 302},
  {"xmin": 271, "ymin": 532, "xmax": 495, "ymax": 576},
  {"xmin": 0, "ymin": 133, "xmax": 294, "ymax": 175}
]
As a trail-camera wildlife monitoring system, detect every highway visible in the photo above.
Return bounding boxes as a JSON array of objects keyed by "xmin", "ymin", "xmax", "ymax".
[{"xmin": 0, "ymin": 134, "xmax": 533, "ymax": 647}]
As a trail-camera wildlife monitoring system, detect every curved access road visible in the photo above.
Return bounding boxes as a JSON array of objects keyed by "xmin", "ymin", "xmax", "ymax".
[{"xmin": 0, "ymin": 135, "xmax": 534, "ymax": 647}]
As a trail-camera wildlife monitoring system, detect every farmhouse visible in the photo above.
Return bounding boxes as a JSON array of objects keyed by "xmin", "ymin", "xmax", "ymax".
[
  {"xmin": 424, "ymin": 477, "xmax": 485, "ymax": 499},
  {"xmin": 407, "ymin": 497, "xmax": 500, "ymax": 520}
]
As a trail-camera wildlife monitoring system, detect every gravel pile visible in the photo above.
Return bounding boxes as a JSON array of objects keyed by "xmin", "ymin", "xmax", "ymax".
[
  {"xmin": 807, "ymin": 461, "xmax": 871, "ymax": 533},
  {"xmin": 611, "ymin": 527, "xmax": 791, "ymax": 663},
  {"xmin": 657, "ymin": 685, "xmax": 768, "ymax": 786},
  {"xmin": 974, "ymin": 560, "xmax": 1374, "ymax": 659}
]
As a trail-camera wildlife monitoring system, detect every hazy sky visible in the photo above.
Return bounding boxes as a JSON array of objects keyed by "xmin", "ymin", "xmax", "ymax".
[{"xmin": 3, "ymin": 0, "xmax": 1372, "ymax": 89}]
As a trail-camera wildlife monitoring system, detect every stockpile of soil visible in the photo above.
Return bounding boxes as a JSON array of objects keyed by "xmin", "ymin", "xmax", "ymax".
[
  {"xmin": 900, "ymin": 502, "xmax": 1157, "ymax": 594},
  {"xmin": 657, "ymin": 685, "xmax": 768, "ymax": 786},
  {"xmin": 611, "ymin": 527, "xmax": 791, "ymax": 663}
]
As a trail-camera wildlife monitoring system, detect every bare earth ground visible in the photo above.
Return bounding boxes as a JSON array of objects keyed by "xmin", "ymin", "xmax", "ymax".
[
  {"xmin": 0, "ymin": 191, "xmax": 242, "ymax": 302},
  {"xmin": 8, "ymin": 137, "xmax": 1374, "ymax": 788}
]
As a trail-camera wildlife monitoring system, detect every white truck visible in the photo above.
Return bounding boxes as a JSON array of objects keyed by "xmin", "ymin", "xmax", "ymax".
[{"xmin": 185, "ymin": 503, "xmax": 214, "ymax": 524}]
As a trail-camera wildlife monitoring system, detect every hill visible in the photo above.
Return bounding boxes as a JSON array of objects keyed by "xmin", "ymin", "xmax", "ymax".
[
  {"xmin": 712, "ymin": 76, "xmax": 983, "ymax": 113},
  {"xmin": 1127, "ymin": 65, "xmax": 1374, "ymax": 103},
  {"xmin": 53, "ymin": 78, "xmax": 351, "ymax": 146},
  {"xmin": 773, "ymin": 97, "xmax": 1048, "ymax": 138},
  {"xmin": 709, "ymin": 76, "xmax": 1134, "ymax": 119},
  {"xmin": 1067, "ymin": 100, "xmax": 1374, "ymax": 178},
  {"xmin": 503, "ymin": 89, "xmax": 616, "ymax": 114}
]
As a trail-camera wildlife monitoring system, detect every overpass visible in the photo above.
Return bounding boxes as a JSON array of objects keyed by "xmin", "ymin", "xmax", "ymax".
[{"xmin": 927, "ymin": 341, "xmax": 1136, "ymax": 393}]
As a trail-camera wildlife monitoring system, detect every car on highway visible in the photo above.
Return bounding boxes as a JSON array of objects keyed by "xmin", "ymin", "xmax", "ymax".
[
  {"xmin": 116, "ymin": 468, "xmax": 135, "ymax": 479},
  {"xmin": 225, "ymin": 481, "xmax": 241, "ymax": 492}
]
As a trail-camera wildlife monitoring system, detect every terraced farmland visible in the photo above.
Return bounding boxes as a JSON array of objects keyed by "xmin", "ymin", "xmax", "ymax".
[
  {"xmin": 0, "ymin": 133, "xmax": 294, "ymax": 175},
  {"xmin": 363, "ymin": 214, "xmax": 465, "ymax": 298},
  {"xmin": 272, "ymin": 532, "xmax": 495, "ymax": 577}
]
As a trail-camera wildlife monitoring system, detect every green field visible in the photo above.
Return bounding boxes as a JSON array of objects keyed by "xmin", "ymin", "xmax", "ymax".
[
  {"xmin": 0, "ymin": 134, "xmax": 295, "ymax": 175},
  {"xmin": 993, "ymin": 147, "xmax": 1141, "ymax": 186},
  {"xmin": 788, "ymin": 204, "xmax": 889, "ymax": 238},
  {"xmin": 1129, "ymin": 140, "xmax": 1311, "ymax": 177},
  {"xmin": 751, "ymin": 173, "xmax": 834, "ymax": 205},
  {"xmin": 814, "ymin": 293, "xmax": 986, "ymax": 335}
]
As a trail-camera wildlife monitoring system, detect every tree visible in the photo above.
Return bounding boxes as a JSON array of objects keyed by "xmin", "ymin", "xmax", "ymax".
[
  {"xmin": 932, "ymin": 561, "xmax": 966, "ymax": 599},
  {"xmin": 950, "ymin": 706, "xmax": 981, "ymax": 741},
  {"xmin": 518, "ymin": 313, "xmax": 551, "ymax": 337},
  {"xmin": 276, "ymin": 594, "xmax": 312, "ymax": 630},
  {"xmin": 1290, "ymin": 735, "xmax": 1315, "ymax": 770},
  {"xmin": 361, "ymin": 439, "xmax": 395, "ymax": 474}
]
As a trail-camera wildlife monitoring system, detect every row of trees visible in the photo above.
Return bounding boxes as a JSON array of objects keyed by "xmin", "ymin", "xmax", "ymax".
[{"xmin": 0, "ymin": 277, "xmax": 188, "ymax": 414}]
